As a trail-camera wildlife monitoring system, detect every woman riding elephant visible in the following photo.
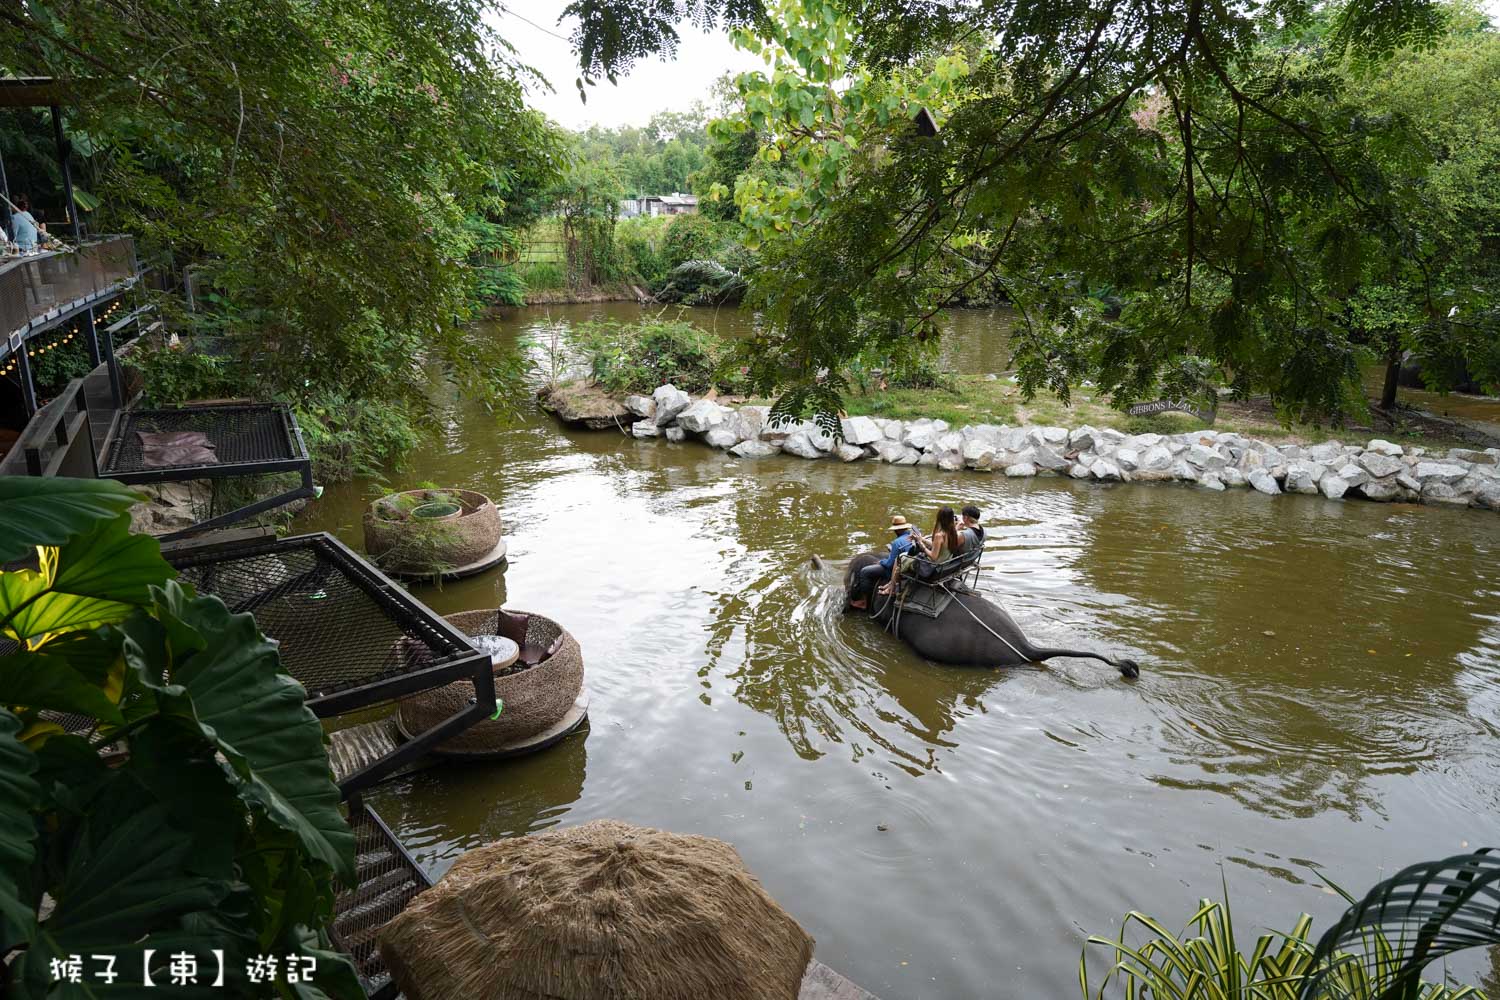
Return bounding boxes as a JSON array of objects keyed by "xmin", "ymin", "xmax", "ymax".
[{"xmin": 842, "ymin": 551, "xmax": 1140, "ymax": 678}]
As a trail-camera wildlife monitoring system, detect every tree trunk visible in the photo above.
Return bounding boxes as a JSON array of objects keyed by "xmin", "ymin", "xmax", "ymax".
[{"xmin": 1380, "ymin": 343, "xmax": 1401, "ymax": 410}]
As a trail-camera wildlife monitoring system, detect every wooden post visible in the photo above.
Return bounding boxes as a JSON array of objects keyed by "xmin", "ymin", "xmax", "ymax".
[{"xmin": 50, "ymin": 105, "xmax": 82, "ymax": 243}]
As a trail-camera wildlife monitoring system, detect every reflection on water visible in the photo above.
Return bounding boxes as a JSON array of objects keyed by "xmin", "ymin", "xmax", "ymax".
[{"xmin": 295, "ymin": 306, "xmax": 1500, "ymax": 998}]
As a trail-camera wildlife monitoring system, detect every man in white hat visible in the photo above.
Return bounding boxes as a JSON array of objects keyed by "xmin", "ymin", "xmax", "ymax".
[{"xmin": 849, "ymin": 514, "xmax": 919, "ymax": 609}]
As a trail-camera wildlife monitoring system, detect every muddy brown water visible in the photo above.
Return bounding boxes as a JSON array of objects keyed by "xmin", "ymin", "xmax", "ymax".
[{"xmin": 293, "ymin": 305, "xmax": 1500, "ymax": 998}]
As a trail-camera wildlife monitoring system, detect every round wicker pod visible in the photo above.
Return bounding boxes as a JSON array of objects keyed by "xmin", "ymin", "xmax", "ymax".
[
  {"xmin": 363, "ymin": 489, "xmax": 502, "ymax": 576},
  {"xmin": 396, "ymin": 609, "xmax": 584, "ymax": 755}
]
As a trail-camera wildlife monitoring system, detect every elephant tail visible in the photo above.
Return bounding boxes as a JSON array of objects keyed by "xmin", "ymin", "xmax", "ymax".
[
  {"xmin": 949, "ymin": 594, "xmax": 1141, "ymax": 679},
  {"xmin": 1028, "ymin": 646, "xmax": 1141, "ymax": 679}
]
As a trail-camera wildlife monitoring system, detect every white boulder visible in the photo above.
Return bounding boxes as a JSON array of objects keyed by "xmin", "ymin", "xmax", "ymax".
[
  {"xmin": 841, "ymin": 416, "xmax": 883, "ymax": 446},
  {"xmin": 1186, "ymin": 444, "xmax": 1227, "ymax": 471},
  {"xmin": 730, "ymin": 440, "xmax": 779, "ymax": 458},
  {"xmin": 623, "ymin": 394, "xmax": 656, "ymax": 419},
  {"xmin": 836, "ymin": 443, "xmax": 865, "ymax": 462},
  {"xmin": 1248, "ymin": 469, "xmax": 1281, "ymax": 495},
  {"xmin": 1367, "ymin": 439, "xmax": 1404, "ymax": 457},
  {"xmin": 704, "ymin": 427, "xmax": 738, "ymax": 449},
  {"xmin": 1414, "ymin": 461, "xmax": 1468, "ymax": 485},
  {"xmin": 676, "ymin": 400, "xmax": 726, "ymax": 434},
  {"xmin": 1069, "ymin": 426, "xmax": 1099, "ymax": 451},
  {"xmin": 962, "ymin": 438, "xmax": 997, "ymax": 470},
  {"xmin": 1004, "ymin": 462, "xmax": 1037, "ymax": 477},
  {"xmin": 652, "ymin": 384, "xmax": 691, "ymax": 426},
  {"xmin": 1319, "ymin": 475, "xmax": 1349, "ymax": 500},
  {"xmin": 1358, "ymin": 452, "xmax": 1403, "ymax": 480},
  {"xmin": 782, "ymin": 430, "xmax": 825, "ymax": 459}
]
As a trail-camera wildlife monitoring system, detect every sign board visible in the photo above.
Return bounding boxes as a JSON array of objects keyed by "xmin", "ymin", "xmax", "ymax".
[{"xmin": 1126, "ymin": 398, "xmax": 1217, "ymax": 424}]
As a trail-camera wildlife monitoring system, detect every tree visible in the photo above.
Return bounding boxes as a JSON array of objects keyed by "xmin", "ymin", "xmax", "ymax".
[
  {"xmin": 1, "ymin": 0, "xmax": 564, "ymax": 468},
  {"xmin": 1342, "ymin": 10, "xmax": 1500, "ymax": 407},
  {"xmin": 567, "ymin": 0, "xmax": 1474, "ymax": 422}
]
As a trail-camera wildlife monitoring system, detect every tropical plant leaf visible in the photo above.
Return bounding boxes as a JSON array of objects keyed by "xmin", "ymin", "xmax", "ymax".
[
  {"xmin": 121, "ymin": 583, "xmax": 355, "ymax": 883},
  {"xmin": 0, "ymin": 710, "xmax": 39, "ymax": 951},
  {"xmin": 0, "ymin": 479, "xmax": 141, "ymax": 563},
  {"xmin": 0, "ymin": 650, "xmax": 125, "ymax": 725},
  {"xmin": 13, "ymin": 796, "xmax": 235, "ymax": 996},
  {"xmin": 0, "ymin": 518, "xmax": 173, "ymax": 647},
  {"xmin": 1299, "ymin": 850, "xmax": 1500, "ymax": 1000}
]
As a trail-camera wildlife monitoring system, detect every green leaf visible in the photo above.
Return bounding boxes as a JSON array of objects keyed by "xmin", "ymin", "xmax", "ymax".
[
  {"xmin": 0, "ymin": 518, "xmax": 173, "ymax": 646},
  {"xmin": 0, "ymin": 710, "xmax": 39, "ymax": 950},
  {"xmin": 0, "ymin": 479, "xmax": 141, "ymax": 563},
  {"xmin": 14, "ymin": 790, "xmax": 234, "ymax": 995},
  {"xmin": 0, "ymin": 650, "xmax": 124, "ymax": 725},
  {"xmin": 122, "ymin": 584, "xmax": 355, "ymax": 883}
]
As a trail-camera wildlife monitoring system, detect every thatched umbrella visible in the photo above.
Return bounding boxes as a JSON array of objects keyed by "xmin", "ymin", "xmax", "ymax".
[{"xmin": 377, "ymin": 819, "xmax": 815, "ymax": 1000}]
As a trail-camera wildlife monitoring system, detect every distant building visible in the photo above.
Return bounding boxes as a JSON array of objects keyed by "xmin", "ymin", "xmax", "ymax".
[{"xmin": 618, "ymin": 193, "xmax": 699, "ymax": 218}]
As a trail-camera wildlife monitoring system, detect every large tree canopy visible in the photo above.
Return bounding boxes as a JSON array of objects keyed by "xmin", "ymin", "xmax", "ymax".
[
  {"xmin": 2, "ymin": 0, "xmax": 565, "ymax": 469},
  {"xmin": 570, "ymin": 0, "xmax": 1495, "ymax": 422}
]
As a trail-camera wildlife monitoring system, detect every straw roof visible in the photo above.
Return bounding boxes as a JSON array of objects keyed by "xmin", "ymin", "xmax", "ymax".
[{"xmin": 377, "ymin": 819, "xmax": 815, "ymax": 1000}]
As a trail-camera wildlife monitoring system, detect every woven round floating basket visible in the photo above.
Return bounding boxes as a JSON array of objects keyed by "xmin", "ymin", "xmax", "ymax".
[
  {"xmin": 363, "ymin": 488, "xmax": 502, "ymax": 576},
  {"xmin": 396, "ymin": 609, "xmax": 584, "ymax": 755}
]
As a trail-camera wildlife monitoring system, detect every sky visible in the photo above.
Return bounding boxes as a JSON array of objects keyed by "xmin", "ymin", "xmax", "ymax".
[{"xmin": 492, "ymin": 2, "xmax": 764, "ymax": 130}]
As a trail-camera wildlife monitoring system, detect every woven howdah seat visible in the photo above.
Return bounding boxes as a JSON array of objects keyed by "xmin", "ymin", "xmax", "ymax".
[
  {"xmin": 377, "ymin": 819, "xmax": 815, "ymax": 1000},
  {"xmin": 395, "ymin": 609, "xmax": 583, "ymax": 756}
]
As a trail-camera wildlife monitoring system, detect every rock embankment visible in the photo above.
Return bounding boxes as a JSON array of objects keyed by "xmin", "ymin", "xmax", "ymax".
[{"xmin": 539, "ymin": 382, "xmax": 1500, "ymax": 511}]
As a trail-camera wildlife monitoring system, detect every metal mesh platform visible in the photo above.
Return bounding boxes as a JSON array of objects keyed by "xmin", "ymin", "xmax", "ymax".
[
  {"xmin": 332, "ymin": 803, "xmax": 431, "ymax": 1000},
  {"xmin": 101, "ymin": 403, "xmax": 307, "ymax": 480},
  {"xmin": 167, "ymin": 533, "xmax": 488, "ymax": 716}
]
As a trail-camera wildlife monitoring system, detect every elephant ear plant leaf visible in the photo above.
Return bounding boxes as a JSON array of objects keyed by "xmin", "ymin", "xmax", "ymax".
[
  {"xmin": 0, "ymin": 478, "xmax": 359, "ymax": 996},
  {"xmin": 1299, "ymin": 851, "xmax": 1500, "ymax": 1000},
  {"xmin": 0, "ymin": 477, "xmax": 141, "ymax": 563}
]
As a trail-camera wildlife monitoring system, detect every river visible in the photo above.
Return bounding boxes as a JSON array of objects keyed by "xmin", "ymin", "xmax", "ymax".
[{"xmin": 293, "ymin": 304, "xmax": 1500, "ymax": 998}]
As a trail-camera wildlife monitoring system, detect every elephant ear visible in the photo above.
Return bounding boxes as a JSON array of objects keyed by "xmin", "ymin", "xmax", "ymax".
[{"xmin": 1298, "ymin": 850, "xmax": 1500, "ymax": 1000}]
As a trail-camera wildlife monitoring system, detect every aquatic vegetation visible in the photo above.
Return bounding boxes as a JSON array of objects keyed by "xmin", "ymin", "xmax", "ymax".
[{"xmin": 1081, "ymin": 857, "xmax": 1499, "ymax": 999}]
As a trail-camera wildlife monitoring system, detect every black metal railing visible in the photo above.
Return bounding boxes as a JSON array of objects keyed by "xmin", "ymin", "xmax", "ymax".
[{"xmin": 1, "ymin": 236, "xmax": 138, "ymax": 346}]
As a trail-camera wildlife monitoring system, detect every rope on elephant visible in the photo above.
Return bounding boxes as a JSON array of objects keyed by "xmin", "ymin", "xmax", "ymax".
[{"xmin": 948, "ymin": 593, "xmax": 1031, "ymax": 664}]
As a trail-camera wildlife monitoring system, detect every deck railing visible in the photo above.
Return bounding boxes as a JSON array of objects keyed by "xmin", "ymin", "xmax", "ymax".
[{"xmin": 0, "ymin": 236, "xmax": 138, "ymax": 348}]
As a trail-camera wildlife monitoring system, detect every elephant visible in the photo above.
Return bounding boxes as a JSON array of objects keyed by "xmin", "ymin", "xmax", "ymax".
[{"xmin": 837, "ymin": 552, "xmax": 1140, "ymax": 678}]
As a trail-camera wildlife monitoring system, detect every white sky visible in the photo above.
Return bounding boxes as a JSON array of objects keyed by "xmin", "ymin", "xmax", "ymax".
[
  {"xmin": 493, "ymin": 2, "xmax": 764, "ymax": 130},
  {"xmin": 494, "ymin": 0, "xmax": 1500, "ymax": 130}
]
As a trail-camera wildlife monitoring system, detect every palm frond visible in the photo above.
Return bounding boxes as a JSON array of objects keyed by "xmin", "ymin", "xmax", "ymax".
[{"xmin": 1300, "ymin": 850, "xmax": 1500, "ymax": 1000}]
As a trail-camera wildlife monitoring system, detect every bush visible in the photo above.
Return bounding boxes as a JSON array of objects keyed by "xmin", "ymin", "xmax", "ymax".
[
  {"xmin": 27, "ymin": 334, "xmax": 94, "ymax": 396},
  {"xmin": 660, "ymin": 214, "xmax": 750, "ymax": 275},
  {"xmin": 295, "ymin": 392, "xmax": 423, "ymax": 481},
  {"xmin": 133, "ymin": 343, "xmax": 248, "ymax": 406},
  {"xmin": 520, "ymin": 260, "xmax": 566, "ymax": 290},
  {"xmin": 614, "ymin": 216, "xmax": 670, "ymax": 287},
  {"xmin": 574, "ymin": 318, "xmax": 744, "ymax": 395}
]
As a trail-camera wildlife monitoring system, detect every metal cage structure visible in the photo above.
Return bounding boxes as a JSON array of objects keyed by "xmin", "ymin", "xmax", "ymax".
[
  {"xmin": 331, "ymin": 802, "xmax": 432, "ymax": 1000},
  {"xmin": 165, "ymin": 532, "xmax": 495, "ymax": 797}
]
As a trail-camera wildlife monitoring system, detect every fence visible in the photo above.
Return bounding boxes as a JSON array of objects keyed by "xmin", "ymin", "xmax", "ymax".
[{"xmin": 0, "ymin": 236, "xmax": 138, "ymax": 348}]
